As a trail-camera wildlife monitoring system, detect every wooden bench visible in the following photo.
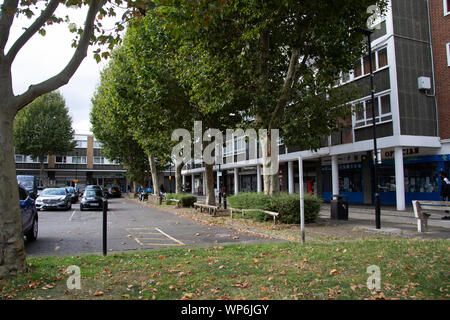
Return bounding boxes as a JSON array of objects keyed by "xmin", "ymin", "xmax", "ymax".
[
  {"xmin": 194, "ymin": 202, "xmax": 218, "ymax": 216},
  {"xmin": 168, "ymin": 199, "xmax": 181, "ymax": 207},
  {"xmin": 412, "ymin": 200, "xmax": 450, "ymax": 232},
  {"xmin": 229, "ymin": 207, "xmax": 279, "ymax": 224}
]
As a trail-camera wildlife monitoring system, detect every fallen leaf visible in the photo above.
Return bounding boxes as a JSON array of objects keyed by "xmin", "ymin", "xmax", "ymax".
[
  {"xmin": 329, "ymin": 269, "xmax": 340, "ymax": 276},
  {"xmin": 93, "ymin": 291, "xmax": 104, "ymax": 296}
]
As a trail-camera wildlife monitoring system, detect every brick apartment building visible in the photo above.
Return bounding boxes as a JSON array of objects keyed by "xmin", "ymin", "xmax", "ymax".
[
  {"xmin": 15, "ymin": 134, "xmax": 127, "ymax": 190},
  {"xmin": 181, "ymin": 0, "xmax": 450, "ymax": 211}
]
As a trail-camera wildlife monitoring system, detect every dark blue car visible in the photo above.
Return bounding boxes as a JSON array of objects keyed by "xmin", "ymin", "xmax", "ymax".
[{"xmin": 18, "ymin": 185, "xmax": 38, "ymax": 242}]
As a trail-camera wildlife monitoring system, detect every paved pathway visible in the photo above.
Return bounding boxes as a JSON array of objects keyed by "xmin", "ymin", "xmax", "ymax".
[{"xmin": 25, "ymin": 197, "xmax": 282, "ymax": 256}]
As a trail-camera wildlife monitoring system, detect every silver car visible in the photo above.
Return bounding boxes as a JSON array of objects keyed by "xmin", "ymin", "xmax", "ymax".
[{"xmin": 35, "ymin": 188, "xmax": 72, "ymax": 211}]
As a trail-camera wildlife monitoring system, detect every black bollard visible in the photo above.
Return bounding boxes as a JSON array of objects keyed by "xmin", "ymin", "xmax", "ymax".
[{"xmin": 103, "ymin": 199, "xmax": 107, "ymax": 256}]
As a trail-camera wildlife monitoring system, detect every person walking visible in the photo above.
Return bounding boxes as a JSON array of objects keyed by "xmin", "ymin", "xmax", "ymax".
[{"xmin": 440, "ymin": 171, "xmax": 450, "ymax": 219}]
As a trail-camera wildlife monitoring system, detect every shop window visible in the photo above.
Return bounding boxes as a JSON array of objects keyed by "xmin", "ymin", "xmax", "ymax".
[{"xmin": 404, "ymin": 163, "xmax": 439, "ymax": 193}]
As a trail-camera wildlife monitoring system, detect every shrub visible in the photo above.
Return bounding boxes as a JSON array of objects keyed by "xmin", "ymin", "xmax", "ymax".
[
  {"xmin": 165, "ymin": 193, "xmax": 197, "ymax": 207},
  {"xmin": 228, "ymin": 192, "xmax": 321, "ymax": 224}
]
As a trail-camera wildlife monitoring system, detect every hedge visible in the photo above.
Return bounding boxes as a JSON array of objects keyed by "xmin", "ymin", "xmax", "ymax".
[
  {"xmin": 228, "ymin": 192, "xmax": 321, "ymax": 224},
  {"xmin": 165, "ymin": 193, "xmax": 197, "ymax": 207}
]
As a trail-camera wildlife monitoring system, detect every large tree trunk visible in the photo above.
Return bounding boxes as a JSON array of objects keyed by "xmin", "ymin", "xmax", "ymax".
[
  {"xmin": 175, "ymin": 163, "xmax": 183, "ymax": 194},
  {"xmin": 205, "ymin": 164, "xmax": 216, "ymax": 206},
  {"xmin": 148, "ymin": 155, "xmax": 160, "ymax": 195},
  {"xmin": 0, "ymin": 111, "xmax": 27, "ymax": 279}
]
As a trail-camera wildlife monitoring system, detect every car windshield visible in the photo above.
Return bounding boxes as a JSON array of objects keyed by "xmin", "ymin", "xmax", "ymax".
[
  {"xmin": 67, "ymin": 187, "xmax": 75, "ymax": 192},
  {"xmin": 41, "ymin": 189, "xmax": 67, "ymax": 196},
  {"xmin": 18, "ymin": 180, "xmax": 33, "ymax": 189},
  {"xmin": 85, "ymin": 190, "xmax": 103, "ymax": 197}
]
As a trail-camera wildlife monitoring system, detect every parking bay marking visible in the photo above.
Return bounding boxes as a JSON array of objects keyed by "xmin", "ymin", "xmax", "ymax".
[{"xmin": 128, "ymin": 227, "xmax": 184, "ymax": 247}]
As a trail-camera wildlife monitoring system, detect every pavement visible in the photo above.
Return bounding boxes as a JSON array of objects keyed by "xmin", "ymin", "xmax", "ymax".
[{"xmin": 318, "ymin": 203, "xmax": 450, "ymax": 239}]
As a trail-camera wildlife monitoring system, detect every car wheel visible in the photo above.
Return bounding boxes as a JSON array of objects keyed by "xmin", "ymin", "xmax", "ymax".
[{"xmin": 25, "ymin": 218, "xmax": 38, "ymax": 242}]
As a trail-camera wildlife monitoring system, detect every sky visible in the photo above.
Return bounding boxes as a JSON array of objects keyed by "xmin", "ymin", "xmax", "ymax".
[{"xmin": 7, "ymin": 3, "xmax": 125, "ymax": 135}]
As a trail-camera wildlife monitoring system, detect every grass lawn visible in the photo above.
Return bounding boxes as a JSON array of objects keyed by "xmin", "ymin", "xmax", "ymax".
[{"xmin": 1, "ymin": 239, "xmax": 448, "ymax": 300}]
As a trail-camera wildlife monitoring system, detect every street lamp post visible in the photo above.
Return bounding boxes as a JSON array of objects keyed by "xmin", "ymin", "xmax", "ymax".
[
  {"xmin": 357, "ymin": 27, "xmax": 381, "ymax": 229},
  {"xmin": 218, "ymin": 164, "xmax": 222, "ymax": 207}
]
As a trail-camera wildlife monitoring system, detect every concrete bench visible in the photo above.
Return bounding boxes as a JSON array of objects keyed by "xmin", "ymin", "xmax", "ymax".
[
  {"xmin": 168, "ymin": 199, "xmax": 181, "ymax": 207},
  {"xmin": 193, "ymin": 202, "xmax": 218, "ymax": 216},
  {"xmin": 412, "ymin": 200, "xmax": 450, "ymax": 232},
  {"xmin": 229, "ymin": 207, "xmax": 279, "ymax": 224}
]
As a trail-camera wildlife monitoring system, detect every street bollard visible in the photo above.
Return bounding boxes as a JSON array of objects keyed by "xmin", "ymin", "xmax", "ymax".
[{"xmin": 103, "ymin": 199, "xmax": 107, "ymax": 256}]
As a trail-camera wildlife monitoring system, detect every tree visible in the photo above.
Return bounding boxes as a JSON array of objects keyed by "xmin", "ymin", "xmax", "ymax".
[
  {"xmin": 14, "ymin": 91, "xmax": 76, "ymax": 187},
  {"xmin": 0, "ymin": 0, "xmax": 161, "ymax": 278},
  {"xmin": 90, "ymin": 62, "xmax": 149, "ymax": 191},
  {"xmin": 163, "ymin": 0, "xmax": 387, "ymax": 195}
]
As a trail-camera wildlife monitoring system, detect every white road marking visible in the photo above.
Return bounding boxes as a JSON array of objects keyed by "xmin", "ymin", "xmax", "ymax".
[
  {"xmin": 69, "ymin": 210, "xmax": 76, "ymax": 221},
  {"xmin": 155, "ymin": 227, "xmax": 185, "ymax": 246}
]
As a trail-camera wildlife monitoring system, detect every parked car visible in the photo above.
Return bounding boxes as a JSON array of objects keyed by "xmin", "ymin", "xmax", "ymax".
[
  {"xmin": 80, "ymin": 189, "xmax": 108, "ymax": 211},
  {"xmin": 66, "ymin": 186, "xmax": 79, "ymax": 203},
  {"xmin": 108, "ymin": 186, "xmax": 122, "ymax": 198},
  {"xmin": 35, "ymin": 188, "xmax": 72, "ymax": 211},
  {"xmin": 17, "ymin": 175, "xmax": 39, "ymax": 199},
  {"xmin": 18, "ymin": 185, "xmax": 38, "ymax": 241}
]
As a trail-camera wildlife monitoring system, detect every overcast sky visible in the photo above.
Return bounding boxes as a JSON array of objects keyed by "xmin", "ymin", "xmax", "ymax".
[{"xmin": 7, "ymin": 4, "xmax": 125, "ymax": 135}]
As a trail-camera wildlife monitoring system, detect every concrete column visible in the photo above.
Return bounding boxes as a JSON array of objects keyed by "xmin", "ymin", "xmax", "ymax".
[
  {"xmin": 256, "ymin": 165, "xmax": 262, "ymax": 192},
  {"xmin": 331, "ymin": 155, "xmax": 339, "ymax": 196},
  {"xmin": 394, "ymin": 147, "xmax": 405, "ymax": 211},
  {"xmin": 234, "ymin": 167, "xmax": 239, "ymax": 195},
  {"xmin": 202, "ymin": 171, "xmax": 206, "ymax": 195},
  {"xmin": 191, "ymin": 174, "xmax": 195, "ymax": 194},
  {"xmin": 288, "ymin": 161, "xmax": 294, "ymax": 194}
]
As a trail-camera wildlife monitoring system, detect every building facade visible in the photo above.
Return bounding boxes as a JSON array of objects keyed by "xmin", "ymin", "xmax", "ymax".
[
  {"xmin": 181, "ymin": 0, "xmax": 450, "ymax": 211},
  {"xmin": 15, "ymin": 134, "xmax": 127, "ymax": 190}
]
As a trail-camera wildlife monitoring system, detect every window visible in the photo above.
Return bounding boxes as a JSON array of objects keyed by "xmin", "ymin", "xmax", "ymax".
[
  {"xmin": 447, "ymin": 43, "xmax": 450, "ymax": 67},
  {"xmin": 363, "ymin": 52, "xmax": 376, "ymax": 75},
  {"xmin": 70, "ymin": 156, "xmax": 86, "ymax": 164},
  {"xmin": 76, "ymin": 141, "xmax": 87, "ymax": 148},
  {"xmin": 94, "ymin": 156, "xmax": 104, "ymax": 164},
  {"xmin": 354, "ymin": 93, "xmax": 392, "ymax": 129},
  {"xmin": 94, "ymin": 141, "xmax": 103, "ymax": 149},
  {"xmin": 15, "ymin": 155, "xmax": 24, "ymax": 163},
  {"xmin": 445, "ymin": 0, "xmax": 450, "ymax": 16},
  {"xmin": 55, "ymin": 156, "xmax": 67, "ymax": 164},
  {"xmin": 338, "ymin": 47, "xmax": 388, "ymax": 85},
  {"xmin": 378, "ymin": 48, "xmax": 388, "ymax": 68}
]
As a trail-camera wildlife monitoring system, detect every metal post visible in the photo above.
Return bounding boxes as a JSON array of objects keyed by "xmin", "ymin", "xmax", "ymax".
[
  {"xmin": 298, "ymin": 157, "xmax": 305, "ymax": 244},
  {"xmin": 367, "ymin": 31, "xmax": 381, "ymax": 229},
  {"xmin": 102, "ymin": 199, "xmax": 107, "ymax": 256},
  {"xmin": 218, "ymin": 164, "xmax": 222, "ymax": 206}
]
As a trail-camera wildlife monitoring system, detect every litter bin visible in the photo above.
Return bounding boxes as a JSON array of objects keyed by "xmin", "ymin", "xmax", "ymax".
[{"xmin": 330, "ymin": 194, "xmax": 348, "ymax": 220}]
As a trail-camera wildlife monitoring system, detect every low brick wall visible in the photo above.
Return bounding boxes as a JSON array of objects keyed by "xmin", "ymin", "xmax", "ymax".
[{"xmin": 147, "ymin": 194, "xmax": 162, "ymax": 205}]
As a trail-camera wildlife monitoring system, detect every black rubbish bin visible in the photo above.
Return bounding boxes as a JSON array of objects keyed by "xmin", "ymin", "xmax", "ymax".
[{"xmin": 330, "ymin": 194, "xmax": 348, "ymax": 220}]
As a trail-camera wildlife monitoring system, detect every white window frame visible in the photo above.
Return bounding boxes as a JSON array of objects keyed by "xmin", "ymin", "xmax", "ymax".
[
  {"xmin": 93, "ymin": 156, "xmax": 104, "ymax": 164},
  {"xmin": 352, "ymin": 90, "xmax": 393, "ymax": 130},
  {"xmin": 447, "ymin": 42, "xmax": 450, "ymax": 67},
  {"xmin": 444, "ymin": 0, "xmax": 450, "ymax": 16},
  {"xmin": 15, "ymin": 155, "xmax": 25, "ymax": 163},
  {"xmin": 337, "ymin": 46, "xmax": 389, "ymax": 86}
]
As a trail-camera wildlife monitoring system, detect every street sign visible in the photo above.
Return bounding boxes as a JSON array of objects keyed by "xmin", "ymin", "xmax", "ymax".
[
  {"xmin": 73, "ymin": 179, "xmax": 79, "ymax": 183},
  {"xmin": 217, "ymin": 171, "xmax": 222, "ymax": 177}
]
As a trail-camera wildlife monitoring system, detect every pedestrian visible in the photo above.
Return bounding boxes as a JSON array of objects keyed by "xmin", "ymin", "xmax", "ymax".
[{"xmin": 440, "ymin": 171, "xmax": 450, "ymax": 219}]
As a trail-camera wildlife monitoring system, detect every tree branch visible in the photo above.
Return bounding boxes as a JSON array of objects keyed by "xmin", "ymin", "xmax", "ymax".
[
  {"xmin": 268, "ymin": 47, "xmax": 300, "ymax": 130},
  {"xmin": 0, "ymin": 0, "xmax": 19, "ymax": 52},
  {"xmin": 6, "ymin": 0, "xmax": 60, "ymax": 63},
  {"xmin": 14, "ymin": 0, "xmax": 105, "ymax": 112}
]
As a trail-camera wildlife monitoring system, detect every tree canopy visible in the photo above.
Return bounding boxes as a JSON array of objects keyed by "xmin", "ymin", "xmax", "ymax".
[{"xmin": 13, "ymin": 91, "xmax": 76, "ymax": 186}]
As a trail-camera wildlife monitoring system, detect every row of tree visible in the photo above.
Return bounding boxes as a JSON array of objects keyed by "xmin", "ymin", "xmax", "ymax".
[{"xmin": 91, "ymin": 0, "xmax": 385, "ymax": 205}]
